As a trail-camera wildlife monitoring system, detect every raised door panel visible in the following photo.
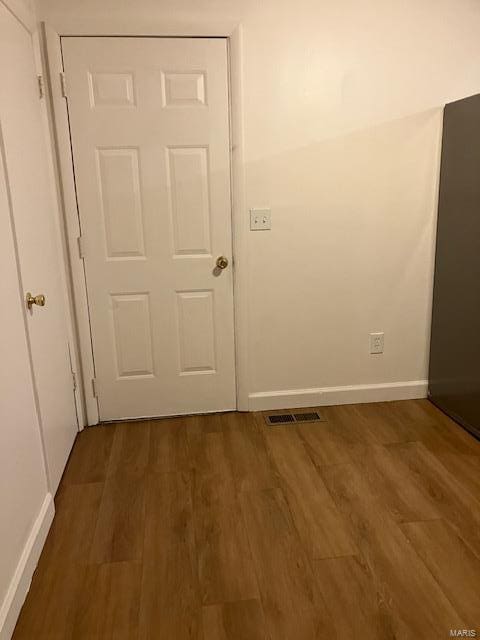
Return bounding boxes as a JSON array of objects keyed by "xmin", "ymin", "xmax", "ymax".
[
  {"xmin": 167, "ymin": 146, "xmax": 211, "ymax": 256},
  {"xmin": 96, "ymin": 148, "xmax": 145, "ymax": 259},
  {"xmin": 161, "ymin": 71, "xmax": 207, "ymax": 107},
  {"xmin": 111, "ymin": 293, "xmax": 154, "ymax": 378},
  {"xmin": 176, "ymin": 290, "xmax": 216, "ymax": 374},
  {"xmin": 89, "ymin": 72, "xmax": 136, "ymax": 108}
]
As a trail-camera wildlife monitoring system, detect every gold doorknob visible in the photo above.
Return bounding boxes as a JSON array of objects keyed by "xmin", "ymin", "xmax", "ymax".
[
  {"xmin": 26, "ymin": 292, "xmax": 46, "ymax": 309},
  {"xmin": 216, "ymin": 256, "xmax": 229, "ymax": 270}
]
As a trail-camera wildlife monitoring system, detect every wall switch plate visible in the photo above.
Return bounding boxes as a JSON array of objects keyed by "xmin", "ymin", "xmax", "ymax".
[
  {"xmin": 370, "ymin": 332, "xmax": 384, "ymax": 354},
  {"xmin": 250, "ymin": 208, "xmax": 271, "ymax": 230}
]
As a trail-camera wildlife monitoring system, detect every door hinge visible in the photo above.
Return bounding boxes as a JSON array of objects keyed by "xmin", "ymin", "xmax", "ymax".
[
  {"xmin": 77, "ymin": 235, "xmax": 85, "ymax": 259},
  {"xmin": 72, "ymin": 371, "xmax": 77, "ymax": 391},
  {"xmin": 37, "ymin": 75, "xmax": 44, "ymax": 99},
  {"xmin": 60, "ymin": 71, "xmax": 67, "ymax": 98},
  {"xmin": 91, "ymin": 378, "xmax": 98, "ymax": 398}
]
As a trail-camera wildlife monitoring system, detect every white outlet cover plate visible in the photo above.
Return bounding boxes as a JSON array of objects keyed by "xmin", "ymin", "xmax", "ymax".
[
  {"xmin": 370, "ymin": 332, "xmax": 384, "ymax": 354},
  {"xmin": 250, "ymin": 208, "xmax": 271, "ymax": 231}
]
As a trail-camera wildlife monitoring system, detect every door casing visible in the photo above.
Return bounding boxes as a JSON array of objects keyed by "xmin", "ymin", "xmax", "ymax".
[{"xmin": 42, "ymin": 24, "xmax": 248, "ymax": 425}]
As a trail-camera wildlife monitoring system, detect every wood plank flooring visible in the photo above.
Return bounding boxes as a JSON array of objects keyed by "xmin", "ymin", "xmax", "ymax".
[{"xmin": 13, "ymin": 399, "xmax": 480, "ymax": 639}]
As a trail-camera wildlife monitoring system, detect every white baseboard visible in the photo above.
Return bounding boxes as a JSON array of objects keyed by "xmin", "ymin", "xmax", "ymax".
[
  {"xmin": 0, "ymin": 493, "xmax": 55, "ymax": 640},
  {"xmin": 248, "ymin": 379, "xmax": 428, "ymax": 411}
]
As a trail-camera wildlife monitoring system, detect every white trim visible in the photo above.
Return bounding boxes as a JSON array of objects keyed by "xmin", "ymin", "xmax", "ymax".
[
  {"xmin": 42, "ymin": 24, "xmax": 248, "ymax": 422},
  {"xmin": 41, "ymin": 24, "xmax": 99, "ymax": 425},
  {"xmin": 38, "ymin": 24, "xmax": 88, "ymax": 427},
  {"xmin": 248, "ymin": 380, "xmax": 428, "ymax": 411},
  {"xmin": 228, "ymin": 27, "xmax": 248, "ymax": 411},
  {"xmin": 36, "ymin": 20, "xmax": 241, "ymax": 38},
  {"xmin": 0, "ymin": 493, "xmax": 55, "ymax": 640}
]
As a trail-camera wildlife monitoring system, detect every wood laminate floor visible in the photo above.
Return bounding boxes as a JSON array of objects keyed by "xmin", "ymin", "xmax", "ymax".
[{"xmin": 13, "ymin": 399, "xmax": 480, "ymax": 639}]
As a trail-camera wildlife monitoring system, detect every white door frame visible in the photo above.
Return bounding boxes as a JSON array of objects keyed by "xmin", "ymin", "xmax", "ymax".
[{"xmin": 41, "ymin": 23, "xmax": 249, "ymax": 425}]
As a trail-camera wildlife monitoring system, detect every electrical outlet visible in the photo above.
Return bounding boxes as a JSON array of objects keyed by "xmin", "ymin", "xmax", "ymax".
[
  {"xmin": 370, "ymin": 332, "xmax": 384, "ymax": 354},
  {"xmin": 250, "ymin": 208, "xmax": 271, "ymax": 230}
]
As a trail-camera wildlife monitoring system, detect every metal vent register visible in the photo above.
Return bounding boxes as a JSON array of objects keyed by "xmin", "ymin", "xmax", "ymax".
[{"xmin": 265, "ymin": 411, "xmax": 324, "ymax": 426}]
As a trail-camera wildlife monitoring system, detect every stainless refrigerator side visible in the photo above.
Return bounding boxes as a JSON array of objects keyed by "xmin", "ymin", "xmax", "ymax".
[{"xmin": 429, "ymin": 93, "xmax": 480, "ymax": 440}]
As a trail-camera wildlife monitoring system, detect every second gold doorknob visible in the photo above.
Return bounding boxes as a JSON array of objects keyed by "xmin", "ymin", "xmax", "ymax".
[
  {"xmin": 216, "ymin": 256, "xmax": 229, "ymax": 270},
  {"xmin": 26, "ymin": 292, "xmax": 46, "ymax": 309}
]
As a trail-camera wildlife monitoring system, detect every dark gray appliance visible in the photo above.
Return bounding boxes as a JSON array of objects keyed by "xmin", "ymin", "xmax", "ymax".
[{"xmin": 429, "ymin": 93, "xmax": 480, "ymax": 439}]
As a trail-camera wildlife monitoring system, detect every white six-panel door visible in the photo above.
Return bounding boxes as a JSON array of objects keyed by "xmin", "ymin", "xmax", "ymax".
[{"xmin": 62, "ymin": 37, "xmax": 236, "ymax": 420}]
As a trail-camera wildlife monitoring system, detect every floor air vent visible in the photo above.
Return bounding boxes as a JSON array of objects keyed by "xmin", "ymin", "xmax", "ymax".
[
  {"xmin": 265, "ymin": 411, "xmax": 324, "ymax": 426},
  {"xmin": 293, "ymin": 411, "xmax": 323, "ymax": 422},
  {"xmin": 265, "ymin": 414, "xmax": 295, "ymax": 425}
]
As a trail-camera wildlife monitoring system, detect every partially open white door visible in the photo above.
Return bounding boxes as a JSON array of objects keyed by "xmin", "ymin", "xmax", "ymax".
[
  {"xmin": 62, "ymin": 37, "xmax": 236, "ymax": 420},
  {"xmin": 0, "ymin": 5, "xmax": 78, "ymax": 492}
]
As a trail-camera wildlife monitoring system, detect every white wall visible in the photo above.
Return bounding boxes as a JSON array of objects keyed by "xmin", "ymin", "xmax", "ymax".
[{"xmin": 36, "ymin": 0, "xmax": 480, "ymax": 407}]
